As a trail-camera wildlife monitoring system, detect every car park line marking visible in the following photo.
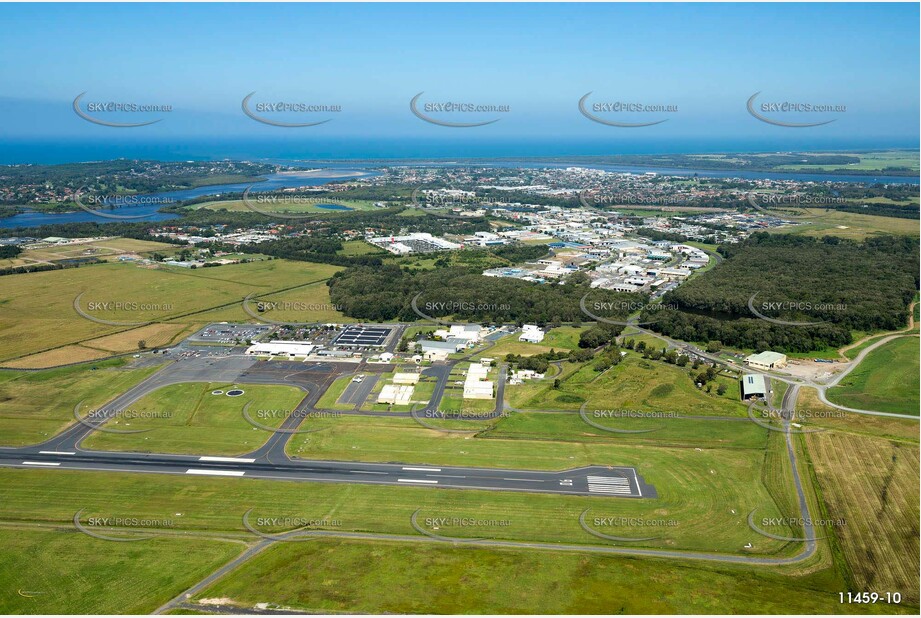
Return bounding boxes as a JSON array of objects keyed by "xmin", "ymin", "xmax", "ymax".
[
  {"xmin": 186, "ymin": 469, "xmax": 246, "ymax": 476},
  {"xmin": 398, "ymin": 478, "xmax": 439, "ymax": 484},
  {"xmin": 22, "ymin": 461, "xmax": 60, "ymax": 466},
  {"xmin": 199, "ymin": 456, "xmax": 256, "ymax": 463},
  {"xmin": 402, "ymin": 466, "xmax": 441, "ymax": 472}
]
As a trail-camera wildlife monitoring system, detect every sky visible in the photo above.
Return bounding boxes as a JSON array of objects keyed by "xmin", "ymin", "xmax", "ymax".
[{"xmin": 0, "ymin": 2, "xmax": 917, "ymax": 159}]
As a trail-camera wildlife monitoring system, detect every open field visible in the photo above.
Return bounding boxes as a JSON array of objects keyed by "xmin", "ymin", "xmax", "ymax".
[
  {"xmin": 83, "ymin": 382, "xmax": 306, "ymax": 456},
  {"xmin": 826, "ymin": 337, "xmax": 920, "ymax": 415},
  {"xmin": 0, "ymin": 528, "xmax": 241, "ymax": 615},
  {"xmin": 770, "ymin": 210, "xmax": 919, "ymax": 240},
  {"xmin": 0, "ymin": 358, "xmax": 165, "ymax": 446},
  {"xmin": 0, "ymin": 460, "xmax": 796, "ymax": 558},
  {"xmin": 775, "ymin": 151, "xmax": 919, "ymax": 173},
  {"xmin": 337, "ymin": 240, "xmax": 387, "ymax": 256},
  {"xmin": 192, "ymin": 198, "xmax": 380, "ymax": 214},
  {"xmin": 806, "ymin": 432, "xmax": 921, "ymax": 605},
  {"xmin": 191, "ymin": 536, "xmax": 896, "ymax": 615},
  {"xmin": 506, "ymin": 354, "xmax": 746, "ymax": 416},
  {"xmin": 0, "ymin": 259, "xmax": 342, "ymax": 365},
  {"xmin": 0, "ymin": 237, "xmax": 176, "ymax": 269}
]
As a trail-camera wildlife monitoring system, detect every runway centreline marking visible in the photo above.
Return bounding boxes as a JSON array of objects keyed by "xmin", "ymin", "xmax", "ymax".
[
  {"xmin": 402, "ymin": 466, "xmax": 442, "ymax": 472},
  {"xmin": 350, "ymin": 470, "xmax": 388, "ymax": 474},
  {"xmin": 198, "ymin": 456, "xmax": 256, "ymax": 463},
  {"xmin": 186, "ymin": 469, "xmax": 246, "ymax": 476},
  {"xmin": 22, "ymin": 461, "xmax": 60, "ymax": 466},
  {"xmin": 39, "ymin": 451, "xmax": 75, "ymax": 455},
  {"xmin": 398, "ymin": 478, "xmax": 439, "ymax": 484},
  {"xmin": 503, "ymin": 478, "xmax": 544, "ymax": 482}
]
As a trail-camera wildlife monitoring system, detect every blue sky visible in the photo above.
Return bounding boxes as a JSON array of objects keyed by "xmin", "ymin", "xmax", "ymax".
[{"xmin": 0, "ymin": 2, "xmax": 917, "ymax": 152}]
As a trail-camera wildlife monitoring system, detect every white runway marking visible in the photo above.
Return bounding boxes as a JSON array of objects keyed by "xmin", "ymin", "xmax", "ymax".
[
  {"xmin": 39, "ymin": 451, "xmax": 75, "ymax": 455},
  {"xmin": 198, "ymin": 456, "xmax": 256, "ymax": 463},
  {"xmin": 186, "ymin": 469, "xmax": 246, "ymax": 476},
  {"xmin": 398, "ymin": 478, "xmax": 438, "ymax": 484},
  {"xmin": 22, "ymin": 461, "xmax": 60, "ymax": 466},
  {"xmin": 587, "ymin": 475, "xmax": 633, "ymax": 495},
  {"xmin": 402, "ymin": 466, "xmax": 441, "ymax": 472}
]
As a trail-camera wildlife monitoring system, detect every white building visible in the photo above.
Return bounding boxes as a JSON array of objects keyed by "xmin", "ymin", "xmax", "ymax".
[
  {"xmin": 744, "ymin": 351, "xmax": 788, "ymax": 370},
  {"xmin": 393, "ymin": 372, "xmax": 421, "ymax": 385},
  {"xmin": 245, "ymin": 341, "xmax": 316, "ymax": 357},
  {"xmin": 463, "ymin": 363, "xmax": 494, "ymax": 399},
  {"xmin": 377, "ymin": 384, "xmax": 414, "ymax": 405},
  {"xmin": 433, "ymin": 324, "xmax": 483, "ymax": 344},
  {"xmin": 519, "ymin": 324, "xmax": 545, "ymax": 343}
]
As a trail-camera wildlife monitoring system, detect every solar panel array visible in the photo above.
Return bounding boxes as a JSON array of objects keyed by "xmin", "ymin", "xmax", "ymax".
[{"xmin": 333, "ymin": 326, "xmax": 392, "ymax": 348}]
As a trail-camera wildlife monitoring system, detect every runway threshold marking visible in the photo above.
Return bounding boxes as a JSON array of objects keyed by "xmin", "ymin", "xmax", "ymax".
[
  {"xmin": 22, "ymin": 461, "xmax": 60, "ymax": 466},
  {"xmin": 39, "ymin": 451, "xmax": 75, "ymax": 455},
  {"xmin": 398, "ymin": 478, "xmax": 438, "ymax": 484},
  {"xmin": 402, "ymin": 466, "xmax": 441, "ymax": 472},
  {"xmin": 186, "ymin": 469, "xmax": 246, "ymax": 477},
  {"xmin": 198, "ymin": 456, "xmax": 256, "ymax": 463}
]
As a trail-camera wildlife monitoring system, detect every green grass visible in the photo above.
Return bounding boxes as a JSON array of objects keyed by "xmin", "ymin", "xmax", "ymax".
[
  {"xmin": 0, "ymin": 454, "xmax": 795, "ymax": 555},
  {"xmin": 769, "ymin": 209, "xmax": 919, "ymax": 240},
  {"xmin": 0, "ymin": 259, "xmax": 343, "ymax": 362},
  {"xmin": 0, "ymin": 528, "xmax": 241, "ymax": 614},
  {"xmin": 83, "ymin": 382, "xmax": 307, "ymax": 455},
  {"xmin": 0, "ymin": 358, "xmax": 165, "ymax": 446},
  {"xmin": 192, "ymin": 537, "xmax": 902, "ymax": 615},
  {"xmin": 507, "ymin": 354, "xmax": 747, "ymax": 416},
  {"xmin": 193, "ymin": 198, "xmax": 380, "ymax": 214},
  {"xmin": 826, "ymin": 337, "xmax": 920, "ymax": 414}
]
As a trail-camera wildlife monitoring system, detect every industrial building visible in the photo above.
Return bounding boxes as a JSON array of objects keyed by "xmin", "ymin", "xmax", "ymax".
[
  {"xmin": 744, "ymin": 351, "xmax": 788, "ymax": 370},
  {"xmin": 740, "ymin": 374, "xmax": 767, "ymax": 400},
  {"xmin": 519, "ymin": 324, "xmax": 546, "ymax": 343},
  {"xmin": 463, "ymin": 363, "xmax": 494, "ymax": 399}
]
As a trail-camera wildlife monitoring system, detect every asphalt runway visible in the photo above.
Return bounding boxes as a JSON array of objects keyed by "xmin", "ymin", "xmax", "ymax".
[{"xmin": 0, "ymin": 448, "xmax": 655, "ymax": 498}]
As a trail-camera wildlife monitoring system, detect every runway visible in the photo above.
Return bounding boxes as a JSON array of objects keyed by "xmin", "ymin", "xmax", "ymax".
[{"xmin": 0, "ymin": 448, "xmax": 656, "ymax": 498}]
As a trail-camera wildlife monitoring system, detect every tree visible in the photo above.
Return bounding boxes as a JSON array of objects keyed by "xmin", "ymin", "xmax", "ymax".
[
  {"xmin": 137, "ymin": 340, "xmax": 147, "ymax": 350},
  {"xmin": 717, "ymin": 383, "xmax": 727, "ymax": 396}
]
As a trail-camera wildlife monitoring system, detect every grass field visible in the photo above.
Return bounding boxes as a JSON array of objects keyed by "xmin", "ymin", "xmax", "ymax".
[
  {"xmin": 0, "ymin": 237, "xmax": 176, "ymax": 269},
  {"xmin": 826, "ymin": 337, "xmax": 920, "ymax": 415},
  {"xmin": 0, "ymin": 528, "xmax": 241, "ymax": 615},
  {"xmin": 0, "ymin": 358, "xmax": 165, "ymax": 446},
  {"xmin": 190, "ymin": 536, "xmax": 897, "ymax": 615},
  {"xmin": 0, "ymin": 456, "xmax": 796, "ymax": 556},
  {"xmin": 193, "ymin": 198, "xmax": 380, "ymax": 214},
  {"xmin": 775, "ymin": 151, "xmax": 919, "ymax": 173},
  {"xmin": 506, "ymin": 354, "xmax": 746, "ymax": 416},
  {"xmin": 83, "ymin": 382, "xmax": 307, "ymax": 456},
  {"xmin": 0, "ymin": 259, "xmax": 343, "ymax": 365},
  {"xmin": 806, "ymin": 432, "xmax": 921, "ymax": 605},
  {"xmin": 769, "ymin": 210, "xmax": 919, "ymax": 240}
]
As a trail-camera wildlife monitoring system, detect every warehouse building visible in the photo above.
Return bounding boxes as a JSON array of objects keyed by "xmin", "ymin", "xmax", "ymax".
[
  {"xmin": 744, "ymin": 351, "xmax": 788, "ymax": 370},
  {"xmin": 740, "ymin": 374, "xmax": 767, "ymax": 400}
]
